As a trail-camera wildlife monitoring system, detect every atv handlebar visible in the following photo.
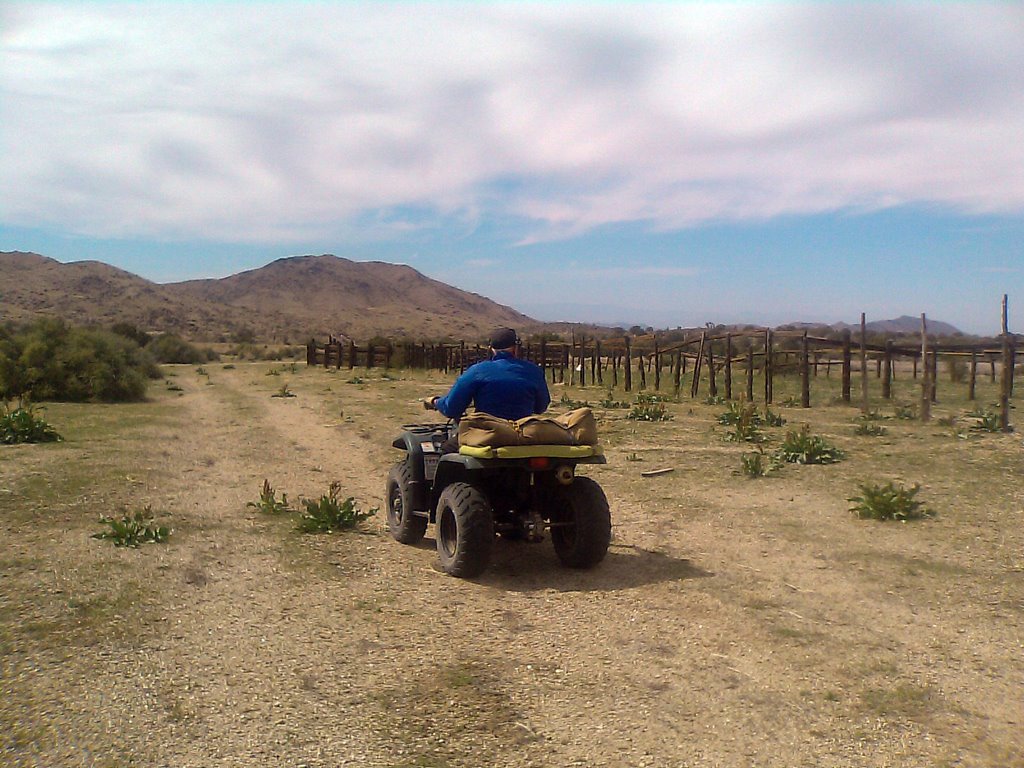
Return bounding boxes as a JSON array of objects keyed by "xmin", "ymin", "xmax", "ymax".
[{"xmin": 422, "ymin": 397, "xmax": 439, "ymax": 411}]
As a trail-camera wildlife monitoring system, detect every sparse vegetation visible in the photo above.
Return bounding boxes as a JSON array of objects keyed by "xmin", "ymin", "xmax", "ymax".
[
  {"xmin": 854, "ymin": 419, "xmax": 887, "ymax": 436},
  {"xmin": 776, "ymin": 425, "xmax": 845, "ymax": 464},
  {"xmin": 297, "ymin": 481, "xmax": 377, "ymax": 533},
  {"xmin": 740, "ymin": 448, "xmax": 780, "ymax": 478},
  {"xmin": 0, "ymin": 402, "xmax": 62, "ymax": 444},
  {"xmin": 247, "ymin": 479, "xmax": 291, "ymax": 515},
  {"xmin": 92, "ymin": 507, "xmax": 170, "ymax": 547},
  {"xmin": 272, "ymin": 383, "xmax": 296, "ymax": 398},
  {"xmin": 849, "ymin": 481, "xmax": 931, "ymax": 521},
  {"xmin": 627, "ymin": 393, "xmax": 672, "ymax": 422}
]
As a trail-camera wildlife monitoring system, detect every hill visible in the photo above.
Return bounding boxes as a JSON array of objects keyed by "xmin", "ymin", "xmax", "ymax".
[{"xmin": 0, "ymin": 252, "xmax": 535, "ymax": 342}]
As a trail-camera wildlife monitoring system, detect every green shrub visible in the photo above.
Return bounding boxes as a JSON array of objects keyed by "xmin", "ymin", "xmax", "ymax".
[
  {"xmin": 849, "ymin": 482, "xmax": 931, "ymax": 521},
  {"xmin": 92, "ymin": 507, "xmax": 170, "ymax": 547},
  {"xmin": 776, "ymin": 425, "xmax": 845, "ymax": 464},
  {"xmin": 0, "ymin": 318, "xmax": 157, "ymax": 402},
  {"xmin": 740, "ymin": 449, "xmax": 779, "ymax": 478},
  {"xmin": 854, "ymin": 419, "xmax": 887, "ymax": 436},
  {"xmin": 297, "ymin": 482, "xmax": 376, "ymax": 533},
  {"xmin": 599, "ymin": 393, "xmax": 630, "ymax": 409},
  {"xmin": 627, "ymin": 401, "xmax": 672, "ymax": 422},
  {"xmin": 559, "ymin": 393, "xmax": 591, "ymax": 409},
  {"xmin": 0, "ymin": 403, "xmax": 62, "ymax": 444},
  {"xmin": 970, "ymin": 410, "xmax": 1003, "ymax": 432},
  {"xmin": 148, "ymin": 333, "xmax": 218, "ymax": 364},
  {"xmin": 893, "ymin": 405, "xmax": 917, "ymax": 420},
  {"xmin": 247, "ymin": 479, "xmax": 291, "ymax": 515}
]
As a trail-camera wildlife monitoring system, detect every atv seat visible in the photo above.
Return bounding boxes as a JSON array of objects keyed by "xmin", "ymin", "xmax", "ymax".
[{"xmin": 458, "ymin": 444, "xmax": 604, "ymax": 460}]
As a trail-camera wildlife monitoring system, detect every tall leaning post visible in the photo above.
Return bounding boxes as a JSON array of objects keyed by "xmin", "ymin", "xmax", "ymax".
[
  {"xmin": 1001, "ymin": 294, "xmax": 1012, "ymax": 432},
  {"xmin": 624, "ymin": 335, "xmax": 632, "ymax": 393},
  {"xmin": 920, "ymin": 314, "xmax": 931, "ymax": 422},
  {"xmin": 841, "ymin": 328, "xmax": 852, "ymax": 402},
  {"xmin": 860, "ymin": 313, "xmax": 869, "ymax": 414}
]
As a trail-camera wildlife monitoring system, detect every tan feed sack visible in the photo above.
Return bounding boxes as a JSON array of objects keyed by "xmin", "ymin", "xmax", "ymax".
[{"xmin": 458, "ymin": 407, "xmax": 599, "ymax": 448}]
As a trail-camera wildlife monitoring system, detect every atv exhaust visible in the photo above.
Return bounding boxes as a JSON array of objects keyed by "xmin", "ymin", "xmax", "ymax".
[{"xmin": 554, "ymin": 464, "xmax": 574, "ymax": 485}]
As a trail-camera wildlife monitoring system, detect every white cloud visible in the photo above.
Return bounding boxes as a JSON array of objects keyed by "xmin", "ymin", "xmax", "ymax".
[{"xmin": 1, "ymin": 2, "xmax": 1022, "ymax": 243}]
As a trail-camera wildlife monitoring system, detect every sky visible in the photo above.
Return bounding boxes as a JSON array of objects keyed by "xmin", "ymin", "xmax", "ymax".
[{"xmin": 1, "ymin": 2, "xmax": 1022, "ymax": 336}]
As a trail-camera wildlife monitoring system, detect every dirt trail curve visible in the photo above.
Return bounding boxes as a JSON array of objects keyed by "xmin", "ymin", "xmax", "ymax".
[{"xmin": 3, "ymin": 363, "xmax": 1022, "ymax": 768}]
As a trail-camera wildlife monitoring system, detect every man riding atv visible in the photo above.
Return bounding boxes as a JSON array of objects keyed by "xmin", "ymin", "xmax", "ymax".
[
  {"xmin": 425, "ymin": 327, "xmax": 550, "ymax": 429},
  {"xmin": 390, "ymin": 326, "xmax": 611, "ymax": 578}
]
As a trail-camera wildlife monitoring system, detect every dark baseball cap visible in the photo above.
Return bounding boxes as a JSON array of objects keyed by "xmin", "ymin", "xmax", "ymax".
[{"xmin": 489, "ymin": 327, "xmax": 519, "ymax": 349}]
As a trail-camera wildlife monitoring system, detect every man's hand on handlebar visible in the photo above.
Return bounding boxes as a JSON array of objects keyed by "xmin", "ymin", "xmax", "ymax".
[{"xmin": 422, "ymin": 396, "xmax": 439, "ymax": 411}]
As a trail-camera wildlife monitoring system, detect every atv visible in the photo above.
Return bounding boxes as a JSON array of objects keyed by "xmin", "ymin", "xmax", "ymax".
[{"xmin": 386, "ymin": 421, "xmax": 611, "ymax": 578}]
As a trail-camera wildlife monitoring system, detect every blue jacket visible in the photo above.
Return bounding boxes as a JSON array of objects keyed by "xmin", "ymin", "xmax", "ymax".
[{"xmin": 435, "ymin": 351, "xmax": 550, "ymax": 420}]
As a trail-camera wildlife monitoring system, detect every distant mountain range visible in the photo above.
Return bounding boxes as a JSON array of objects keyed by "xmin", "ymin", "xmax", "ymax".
[
  {"xmin": 0, "ymin": 250, "xmax": 965, "ymax": 341},
  {"xmin": 0, "ymin": 251, "xmax": 534, "ymax": 342},
  {"xmin": 782, "ymin": 316, "xmax": 962, "ymax": 336}
]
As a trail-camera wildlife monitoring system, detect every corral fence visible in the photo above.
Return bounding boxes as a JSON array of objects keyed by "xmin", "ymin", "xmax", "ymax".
[{"xmin": 307, "ymin": 301, "xmax": 1018, "ymax": 430}]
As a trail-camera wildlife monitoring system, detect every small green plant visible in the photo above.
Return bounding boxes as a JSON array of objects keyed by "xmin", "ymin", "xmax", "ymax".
[
  {"xmin": 719, "ymin": 401, "xmax": 764, "ymax": 442},
  {"xmin": 265, "ymin": 368, "xmax": 281, "ymax": 376},
  {"xmin": 762, "ymin": 408, "xmax": 786, "ymax": 427},
  {"xmin": 970, "ymin": 410, "xmax": 1002, "ymax": 432},
  {"xmin": 272, "ymin": 383, "xmax": 296, "ymax": 398},
  {"xmin": 92, "ymin": 507, "xmax": 170, "ymax": 547},
  {"xmin": 703, "ymin": 394, "xmax": 726, "ymax": 405},
  {"xmin": 861, "ymin": 409, "xmax": 886, "ymax": 421},
  {"xmin": 627, "ymin": 399, "xmax": 672, "ymax": 421},
  {"xmin": 599, "ymin": 393, "xmax": 630, "ymax": 409},
  {"xmin": 222, "ymin": 364, "xmax": 236, "ymax": 370},
  {"xmin": 195, "ymin": 367, "xmax": 208, "ymax": 376},
  {"xmin": 297, "ymin": 481, "xmax": 377, "ymax": 533},
  {"xmin": 776, "ymin": 425, "xmax": 845, "ymax": 464},
  {"xmin": 854, "ymin": 419, "xmax": 887, "ymax": 436},
  {"xmin": 849, "ymin": 481, "xmax": 931, "ymax": 521},
  {"xmin": 893, "ymin": 404, "xmax": 917, "ymax": 420},
  {"xmin": 247, "ymin": 479, "xmax": 291, "ymax": 515},
  {"xmin": 560, "ymin": 393, "xmax": 591, "ymax": 409},
  {"xmin": 625, "ymin": 452, "xmax": 643, "ymax": 462},
  {"xmin": 1, "ymin": 403, "xmax": 63, "ymax": 444},
  {"xmin": 347, "ymin": 376, "xmax": 364, "ymax": 385},
  {"xmin": 740, "ymin": 448, "xmax": 780, "ymax": 478}
]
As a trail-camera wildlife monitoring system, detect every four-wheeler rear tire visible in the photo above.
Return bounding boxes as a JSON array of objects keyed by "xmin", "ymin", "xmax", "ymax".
[
  {"xmin": 435, "ymin": 482, "xmax": 494, "ymax": 578},
  {"xmin": 548, "ymin": 476, "xmax": 611, "ymax": 569},
  {"xmin": 386, "ymin": 462, "xmax": 428, "ymax": 545}
]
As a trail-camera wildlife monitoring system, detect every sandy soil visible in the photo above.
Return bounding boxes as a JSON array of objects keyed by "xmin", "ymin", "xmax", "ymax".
[{"xmin": 2, "ymin": 362, "xmax": 1022, "ymax": 767}]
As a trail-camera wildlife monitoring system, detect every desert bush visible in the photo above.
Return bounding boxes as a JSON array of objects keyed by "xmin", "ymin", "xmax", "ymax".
[
  {"xmin": 92, "ymin": 507, "xmax": 170, "ymax": 547},
  {"xmin": 969, "ymin": 410, "xmax": 1003, "ymax": 432},
  {"xmin": 0, "ymin": 318, "xmax": 158, "ymax": 402},
  {"xmin": 599, "ymin": 393, "xmax": 630, "ymax": 409},
  {"xmin": 560, "ymin": 393, "xmax": 591, "ymax": 409},
  {"xmin": 0, "ymin": 402, "xmax": 62, "ymax": 444},
  {"xmin": 776, "ymin": 425, "xmax": 845, "ymax": 464},
  {"xmin": 148, "ymin": 333, "xmax": 218, "ymax": 364},
  {"xmin": 297, "ymin": 482, "xmax": 376, "ymax": 533},
  {"xmin": 849, "ymin": 482, "xmax": 931, "ymax": 521},
  {"xmin": 893, "ymin": 404, "xmax": 917, "ymax": 420}
]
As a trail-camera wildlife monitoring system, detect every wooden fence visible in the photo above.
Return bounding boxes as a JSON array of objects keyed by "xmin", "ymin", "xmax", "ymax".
[{"xmin": 307, "ymin": 303, "xmax": 1018, "ymax": 429}]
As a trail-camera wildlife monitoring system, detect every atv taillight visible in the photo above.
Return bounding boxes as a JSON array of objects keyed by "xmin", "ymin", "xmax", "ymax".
[{"xmin": 528, "ymin": 457, "xmax": 550, "ymax": 470}]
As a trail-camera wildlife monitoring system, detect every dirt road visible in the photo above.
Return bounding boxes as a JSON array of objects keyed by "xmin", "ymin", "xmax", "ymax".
[{"xmin": 2, "ymin": 363, "xmax": 1022, "ymax": 767}]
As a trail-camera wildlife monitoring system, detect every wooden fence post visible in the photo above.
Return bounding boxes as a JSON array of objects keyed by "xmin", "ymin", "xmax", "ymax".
[
  {"xmin": 624, "ymin": 336, "xmax": 632, "ymax": 393},
  {"xmin": 860, "ymin": 314, "xmax": 869, "ymax": 414},
  {"xmin": 654, "ymin": 336, "xmax": 661, "ymax": 391},
  {"xmin": 707, "ymin": 338, "xmax": 717, "ymax": 398},
  {"xmin": 842, "ymin": 329, "xmax": 852, "ymax": 402},
  {"xmin": 764, "ymin": 329, "xmax": 773, "ymax": 405},
  {"xmin": 969, "ymin": 347, "xmax": 978, "ymax": 401},
  {"xmin": 692, "ymin": 331, "xmax": 706, "ymax": 399},
  {"xmin": 920, "ymin": 314, "xmax": 931, "ymax": 422},
  {"xmin": 348, "ymin": 340, "xmax": 356, "ymax": 370},
  {"xmin": 746, "ymin": 344, "xmax": 755, "ymax": 402},
  {"xmin": 595, "ymin": 340, "xmax": 603, "ymax": 385},
  {"xmin": 882, "ymin": 340, "xmax": 893, "ymax": 399},
  {"xmin": 724, "ymin": 334, "xmax": 733, "ymax": 400},
  {"xmin": 800, "ymin": 331, "xmax": 810, "ymax": 408},
  {"xmin": 673, "ymin": 350, "xmax": 682, "ymax": 395},
  {"xmin": 1001, "ymin": 294, "xmax": 1012, "ymax": 431}
]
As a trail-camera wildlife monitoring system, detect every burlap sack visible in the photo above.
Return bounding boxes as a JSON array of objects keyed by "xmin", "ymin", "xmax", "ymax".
[
  {"xmin": 554, "ymin": 407, "xmax": 599, "ymax": 446},
  {"xmin": 458, "ymin": 407, "xmax": 600, "ymax": 448},
  {"xmin": 457, "ymin": 412, "xmax": 520, "ymax": 447},
  {"xmin": 516, "ymin": 416, "xmax": 574, "ymax": 445}
]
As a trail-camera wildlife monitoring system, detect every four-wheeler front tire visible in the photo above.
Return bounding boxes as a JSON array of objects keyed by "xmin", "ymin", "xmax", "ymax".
[
  {"xmin": 386, "ymin": 462, "xmax": 428, "ymax": 545},
  {"xmin": 548, "ymin": 476, "xmax": 611, "ymax": 569},
  {"xmin": 435, "ymin": 482, "xmax": 494, "ymax": 578}
]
